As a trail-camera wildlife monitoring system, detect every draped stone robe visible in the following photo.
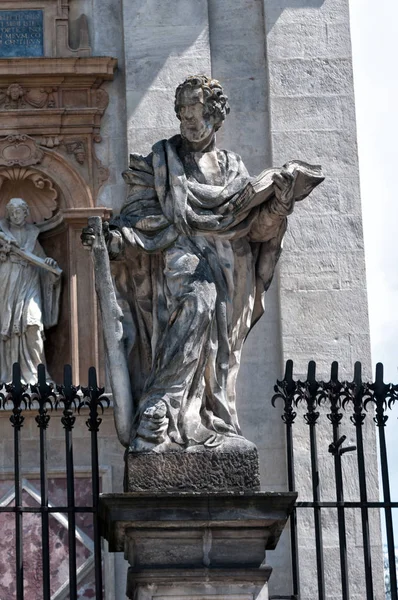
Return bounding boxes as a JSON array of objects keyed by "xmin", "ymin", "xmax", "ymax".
[
  {"xmin": 110, "ymin": 135, "xmax": 294, "ymax": 448},
  {"xmin": 0, "ymin": 220, "xmax": 61, "ymax": 384}
]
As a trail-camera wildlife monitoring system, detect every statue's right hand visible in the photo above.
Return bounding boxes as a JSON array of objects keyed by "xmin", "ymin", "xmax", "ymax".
[{"xmin": 81, "ymin": 225, "xmax": 95, "ymax": 249}]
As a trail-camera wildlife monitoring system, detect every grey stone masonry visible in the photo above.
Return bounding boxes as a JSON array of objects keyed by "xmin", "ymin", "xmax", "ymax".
[
  {"xmin": 264, "ymin": 0, "xmax": 371, "ymax": 379},
  {"xmin": 264, "ymin": 1, "xmax": 383, "ymax": 599}
]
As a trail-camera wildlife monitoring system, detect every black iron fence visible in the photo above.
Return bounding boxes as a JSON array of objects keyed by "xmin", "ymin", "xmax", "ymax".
[
  {"xmin": 0, "ymin": 363, "xmax": 109, "ymax": 600},
  {"xmin": 271, "ymin": 360, "xmax": 398, "ymax": 600},
  {"xmin": 0, "ymin": 360, "xmax": 396, "ymax": 600}
]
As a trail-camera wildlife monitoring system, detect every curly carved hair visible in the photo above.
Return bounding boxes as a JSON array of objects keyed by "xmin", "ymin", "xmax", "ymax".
[
  {"xmin": 174, "ymin": 75, "xmax": 230, "ymax": 131},
  {"xmin": 6, "ymin": 198, "xmax": 30, "ymax": 218}
]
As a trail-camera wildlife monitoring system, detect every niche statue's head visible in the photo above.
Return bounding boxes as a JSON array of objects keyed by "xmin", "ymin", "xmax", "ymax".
[{"xmin": 6, "ymin": 198, "xmax": 29, "ymax": 227}]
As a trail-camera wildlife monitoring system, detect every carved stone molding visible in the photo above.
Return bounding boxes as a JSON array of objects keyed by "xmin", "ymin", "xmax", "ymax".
[
  {"xmin": 0, "ymin": 57, "xmax": 116, "ymax": 80},
  {"xmin": 0, "ymin": 82, "xmax": 110, "ymax": 112},
  {"xmin": 39, "ymin": 135, "xmax": 63, "ymax": 148},
  {"xmin": 0, "ymin": 58, "xmax": 117, "ymax": 145},
  {"xmin": 0, "ymin": 84, "xmax": 58, "ymax": 110},
  {"xmin": 0, "ymin": 134, "xmax": 43, "ymax": 166}
]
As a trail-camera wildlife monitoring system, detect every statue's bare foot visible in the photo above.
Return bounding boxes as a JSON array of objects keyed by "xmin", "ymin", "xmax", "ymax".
[{"xmin": 130, "ymin": 398, "xmax": 181, "ymax": 452}]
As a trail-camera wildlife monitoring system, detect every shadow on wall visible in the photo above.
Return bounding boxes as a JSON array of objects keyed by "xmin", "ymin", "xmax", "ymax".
[
  {"xmin": 266, "ymin": 0, "xmax": 326, "ymax": 29},
  {"xmin": 123, "ymin": 0, "xmax": 212, "ymax": 154}
]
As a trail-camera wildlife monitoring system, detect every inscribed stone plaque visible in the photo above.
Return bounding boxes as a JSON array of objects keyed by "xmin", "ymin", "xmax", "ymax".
[{"xmin": 0, "ymin": 10, "xmax": 43, "ymax": 57}]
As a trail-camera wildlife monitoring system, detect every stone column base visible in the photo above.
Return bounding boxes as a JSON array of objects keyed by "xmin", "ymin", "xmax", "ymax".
[{"xmin": 127, "ymin": 567, "xmax": 271, "ymax": 599}]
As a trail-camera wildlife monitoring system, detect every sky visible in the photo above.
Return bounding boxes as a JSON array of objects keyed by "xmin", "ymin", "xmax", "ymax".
[{"xmin": 348, "ymin": 0, "xmax": 398, "ymax": 533}]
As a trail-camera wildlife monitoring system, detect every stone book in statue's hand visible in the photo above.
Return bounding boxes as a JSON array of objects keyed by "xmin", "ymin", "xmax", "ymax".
[{"xmin": 231, "ymin": 160, "xmax": 325, "ymax": 214}]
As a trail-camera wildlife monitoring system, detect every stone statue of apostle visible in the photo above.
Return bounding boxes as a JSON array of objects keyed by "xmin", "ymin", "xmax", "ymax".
[
  {"xmin": 0, "ymin": 198, "xmax": 61, "ymax": 384},
  {"xmin": 82, "ymin": 75, "xmax": 323, "ymax": 452}
]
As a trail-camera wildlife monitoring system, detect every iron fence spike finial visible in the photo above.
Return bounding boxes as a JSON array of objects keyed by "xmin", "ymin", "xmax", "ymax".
[
  {"xmin": 285, "ymin": 360, "xmax": 293, "ymax": 382},
  {"xmin": 331, "ymin": 361, "xmax": 338, "ymax": 381},
  {"xmin": 88, "ymin": 366, "xmax": 97, "ymax": 389},
  {"xmin": 64, "ymin": 364, "xmax": 72, "ymax": 391},
  {"xmin": 308, "ymin": 360, "xmax": 316, "ymax": 382},
  {"xmin": 354, "ymin": 361, "xmax": 362, "ymax": 386},
  {"xmin": 12, "ymin": 362, "xmax": 21, "ymax": 394},
  {"xmin": 375, "ymin": 362, "xmax": 384, "ymax": 384},
  {"xmin": 38, "ymin": 363, "xmax": 46, "ymax": 393}
]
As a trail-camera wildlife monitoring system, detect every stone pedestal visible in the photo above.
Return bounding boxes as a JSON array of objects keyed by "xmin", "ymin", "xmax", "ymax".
[
  {"xmin": 125, "ymin": 439, "xmax": 261, "ymax": 493},
  {"xmin": 99, "ymin": 491, "xmax": 296, "ymax": 600}
]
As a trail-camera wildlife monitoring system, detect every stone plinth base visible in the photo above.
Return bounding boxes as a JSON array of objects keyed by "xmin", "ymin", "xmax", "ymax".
[
  {"xmin": 99, "ymin": 491, "xmax": 296, "ymax": 599},
  {"xmin": 125, "ymin": 439, "xmax": 261, "ymax": 492},
  {"xmin": 128, "ymin": 568, "xmax": 270, "ymax": 599}
]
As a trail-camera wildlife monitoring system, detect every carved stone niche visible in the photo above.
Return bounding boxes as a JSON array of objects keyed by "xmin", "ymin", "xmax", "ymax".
[
  {"xmin": 0, "ymin": 0, "xmax": 90, "ymax": 57},
  {"xmin": 0, "ymin": 4, "xmax": 116, "ymax": 380},
  {"xmin": 0, "ymin": 136, "xmax": 112, "ymax": 384}
]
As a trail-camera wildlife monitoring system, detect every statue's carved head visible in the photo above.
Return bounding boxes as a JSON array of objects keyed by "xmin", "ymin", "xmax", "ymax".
[
  {"xmin": 175, "ymin": 75, "xmax": 230, "ymax": 143},
  {"xmin": 6, "ymin": 197, "xmax": 29, "ymax": 227},
  {"xmin": 7, "ymin": 83, "xmax": 24, "ymax": 102}
]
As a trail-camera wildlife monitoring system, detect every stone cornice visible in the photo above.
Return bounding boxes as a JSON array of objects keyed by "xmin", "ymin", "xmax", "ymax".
[
  {"xmin": 0, "ymin": 57, "xmax": 117, "ymax": 84},
  {"xmin": 0, "ymin": 56, "xmax": 117, "ymax": 140}
]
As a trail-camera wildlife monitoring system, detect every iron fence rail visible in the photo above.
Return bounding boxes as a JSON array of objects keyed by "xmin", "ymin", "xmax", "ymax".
[
  {"xmin": 0, "ymin": 362, "xmax": 109, "ymax": 600},
  {"xmin": 272, "ymin": 360, "xmax": 398, "ymax": 600}
]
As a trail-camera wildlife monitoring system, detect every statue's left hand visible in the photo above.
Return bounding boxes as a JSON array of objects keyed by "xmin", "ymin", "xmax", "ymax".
[
  {"xmin": 272, "ymin": 169, "xmax": 298, "ymax": 214},
  {"xmin": 44, "ymin": 258, "xmax": 58, "ymax": 269}
]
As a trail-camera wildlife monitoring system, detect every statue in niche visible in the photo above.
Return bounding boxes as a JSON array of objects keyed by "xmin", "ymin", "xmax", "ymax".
[
  {"xmin": 82, "ymin": 75, "xmax": 324, "ymax": 452},
  {"xmin": 0, "ymin": 198, "xmax": 62, "ymax": 384}
]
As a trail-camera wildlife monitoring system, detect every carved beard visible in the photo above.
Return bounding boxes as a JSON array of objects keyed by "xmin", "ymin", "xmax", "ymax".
[{"xmin": 180, "ymin": 118, "xmax": 214, "ymax": 143}]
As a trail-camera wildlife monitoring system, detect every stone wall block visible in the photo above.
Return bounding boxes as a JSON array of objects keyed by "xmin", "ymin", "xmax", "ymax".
[
  {"xmin": 280, "ymin": 251, "xmax": 340, "ymax": 290},
  {"xmin": 127, "ymin": 127, "xmax": 180, "ymax": 156},
  {"xmin": 126, "ymin": 89, "xmax": 178, "ymax": 130},
  {"xmin": 271, "ymin": 130, "xmax": 359, "ymax": 178},
  {"xmin": 280, "ymin": 289, "xmax": 370, "ymax": 338},
  {"xmin": 267, "ymin": 20, "xmax": 352, "ymax": 60},
  {"xmin": 269, "ymin": 58, "xmax": 354, "ymax": 97},
  {"xmin": 127, "ymin": 0, "xmax": 208, "ymax": 28},
  {"xmin": 271, "ymin": 95, "xmax": 356, "ymax": 132},
  {"xmin": 226, "ymin": 114, "xmax": 272, "ymax": 169},
  {"xmin": 281, "ymin": 334, "xmax": 352, "ymax": 376},
  {"xmin": 282, "ymin": 214, "xmax": 364, "ymax": 254},
  {"xmin": 264, "ymin": 0, "xmax": 350, "ymax": 29},
  {"xmin": 127, "ymin": 56, "xmax": 211, "ymax": 92},
  {"xmin": 347, "ymin": 333, "xmax": 372, "ymax": 377},
  {"xmin": 339, "ymin": 251, "xmax": 368, "ymax": 290},
  {"xmin": 297, "ymin": 175, "xmax": 360, "ymax": 217},
  {"xmin": 125, "ymin": 26, "xmax": 209, "ymax": 62}
]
